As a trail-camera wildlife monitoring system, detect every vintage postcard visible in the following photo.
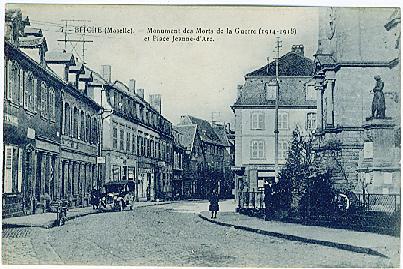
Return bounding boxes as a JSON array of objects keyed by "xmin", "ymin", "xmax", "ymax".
[{"xmin": 1, "ymin": 3, "xmax": 401, "ymax": 268}]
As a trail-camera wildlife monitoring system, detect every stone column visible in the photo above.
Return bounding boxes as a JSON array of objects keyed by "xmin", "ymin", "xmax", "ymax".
[
  {"xmin": 315, "ymin": 80, "xmax": 325, "ymax": 132},
  {"xmin": 325, "ymin": 79, "xmax": 335, "ymax": 127},
  {"xmin": 68, "ymin": 160, "xmax": 73, "ymax": 201},
  {"xmin": 40, "ymin": 152, "xmax": 47, "ymax": 197}
]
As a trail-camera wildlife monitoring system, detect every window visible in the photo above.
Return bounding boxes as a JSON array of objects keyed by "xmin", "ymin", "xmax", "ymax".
[
  {"xmin": 64, "ymin": 103, "xmax": 71, "ymax": 135},
  {"xmin": 73, "ymin": 107, "xmax": 79, "ymax": 138},
  {"xmin": 279, "ymin": 140, "xmax": 289, "ymax": 160},
  {"xmin": 120, "ymin": 128, "xmax": 125, "ymax": 151},
  {"xmin": 3, "ymin": 146, "xmax": 22, "ymax": 194},
  {"xmin": 113, "ymin": 126, "xmax": 118, "ymax": 149},
  {"xmin": 251, "ymin": 112, "xmax": 265, "ymax": 130},
  {"xmin": 32, "ymin": 77, "xmax": 37, "ymax": 112},
  {"xmin": 92, "ymin": 118, "xmax": 98, "ymax": 144},
  {"xmin": 112, "ymin": 165, "xmax": 120, "ymax": 181},
  {"xmin": 137, "ymin": 132, "xmax": 142, "ymax": 155},
  {"xmin": 306, "ymin": 84, "xmax": 316, "ymax": 100},
  {"xmin": 80, "ymin": 111, "xmax": 85, "ymax": 140},
  {"xmin": 48, "ymin": 87, "xmax": 55, "ymax": 121},
  {"xmin": 265, "ymin": 81, "xmax": 276, "ymax": 100},
  {"xmin": 279, "ymin": 112, "xmax": 288, "ymax": 130},
  {"xmin": 7, "ymin": 61, "xmax": 20, "ymax": 103},
  {"xmin": 126, "ymin": 131, "xmax": 131, "ymax": 153},
  {"xmin": 132, "ymin": 133, "xmax": 136, "ymax": 155},
  {"xmin": 23, "ymin": 71, "xmax": 29, "ymax": 109},
  {"xmin": 25, "ymin": 72, "xmax": 35, "ymax": 111},
  {"xmin": 86, "ymin": 115, "xmax": 91, "ymax": 141},
  {"xmin": 306, "ymin": 112, "xmax": 316, "ymax": 131},
  {"xmin": 19, "ymin": 69, "xmax": 24, "ymax": 106},
  {"xmin": 250, "ymin": 140, "xmax": 265, "ymax": 159},
  {"xmin": 40, "ymin": 82, "xmax": 48, "ymax": 117}
]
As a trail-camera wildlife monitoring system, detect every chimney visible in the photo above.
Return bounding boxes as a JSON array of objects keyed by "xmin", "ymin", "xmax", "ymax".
[
  {"xmin": 101, "ymin": 65, "xmax": 111, "ymax": 83},
  {"xmin": 291, "ymin": 45, "xmax": 304, "ymax": 56},
  {"xmin": 137, "ymin": 88, "xmax": 144, "ymax": 99},
  {"xmin": 237, "ymin": 85, "xmax": 243, "ymax": 98},
  {"xmin": 128, "ymin": 79, "xmax": 136, "ymax": 94},
  {"xmin": 149, "ymin": 94, "xmax": 161, "ymax": 114}
]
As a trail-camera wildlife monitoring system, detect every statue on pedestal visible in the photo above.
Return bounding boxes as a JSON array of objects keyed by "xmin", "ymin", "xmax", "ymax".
[{"xmin": 370, "ymin": 75, "xmax": 386, "ymax": 119}]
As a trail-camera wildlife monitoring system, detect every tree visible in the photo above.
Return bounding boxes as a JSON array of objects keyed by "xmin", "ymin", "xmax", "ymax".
[{"xmin": 277, "ymin": 127, "xmax": 337, "ymax": 217}]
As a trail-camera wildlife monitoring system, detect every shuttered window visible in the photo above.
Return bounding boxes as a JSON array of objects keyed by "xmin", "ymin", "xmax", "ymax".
[{"xmin": 3, "ymin": 146, "xmax": 14, "ymax": 193}]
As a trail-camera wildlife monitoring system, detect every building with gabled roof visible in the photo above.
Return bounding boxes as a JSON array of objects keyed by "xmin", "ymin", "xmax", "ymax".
[
  {"xmin": 231, "ymin": 44, "xmax": 317, "ymax": 203},
  {"xmin": 177, "ymin": 115, "xmax": 227, "ymax": 198}
]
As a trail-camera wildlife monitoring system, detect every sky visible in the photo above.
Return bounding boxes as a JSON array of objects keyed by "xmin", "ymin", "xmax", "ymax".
[{"xmin": 10, "ymin": 4, "xmax": 319, "ymax": 126}]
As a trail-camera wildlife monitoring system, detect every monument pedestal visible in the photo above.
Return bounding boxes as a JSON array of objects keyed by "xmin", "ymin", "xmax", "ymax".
[{"xmin": 357, "ymin": 118, "xmax": 400, "ymax": 194}]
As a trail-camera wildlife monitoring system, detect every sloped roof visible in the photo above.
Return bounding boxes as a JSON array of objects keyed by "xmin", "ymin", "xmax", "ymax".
[
  {"xmin": 79, "ymin": 69, "xmax": 93, "ymax": 81},
  {"xmin": 212, "ymin": 125, "xmax": 231, "ymax": 147},
  {"xmin": 180, "ymin": 115, "xmax": 225, "ymax": 146},
  {"xmin": 24, "ymin": 27, "xmax": 42, "ymax": 37},
  {"xmin": 69, "ymin": 63, "xmax": 84, "ymax": 74},
  {"xmin": 19, "ymin": 36, "xmax": 48, "ymax": 51},
  {"xmin": 45, "ymin": 51, "xmax": 75, "ymax": 65},
  {"xmin": 234, "ymin": 77, "xmax": 316, "ymax": 107},
  {"xmin": 246, "ymin": 52, "xmax": 314, "ymax": 77},
  {"xmin": 174, "ymin": 125, "xmax": 197, "ymax": 151}
]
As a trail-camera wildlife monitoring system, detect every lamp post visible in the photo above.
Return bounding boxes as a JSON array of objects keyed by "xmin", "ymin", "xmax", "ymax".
[{"xmin": 274, "ymin": 37, "xmax": 282, "ymax": 183}]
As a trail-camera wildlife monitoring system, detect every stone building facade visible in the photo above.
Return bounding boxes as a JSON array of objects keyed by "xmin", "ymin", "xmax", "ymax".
[
  {"xmin": 3, "ymin": 9, "xmax": 102, "ymax": 217},
  {"xmin": 313, "ymin": 7, "xmax": 401, "ymax": 194},
  {"xmin": 232, "ymin": 45, "xmax": 317, "ymax": 198},
  {"xmin": 88, "ymin": 66, "xmax": 174, "ymax": 201}
]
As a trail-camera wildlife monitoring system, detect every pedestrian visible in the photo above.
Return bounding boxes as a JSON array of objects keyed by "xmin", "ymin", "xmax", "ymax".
[
  {"xmin": 90, "ymin": 188, "xmax": 100, "ymax": 209},
  {"xmin": 264, "ymin": 179, "xmax": 275, "ymax": 221},
  {"xmin": 209, "ymin": 189, "xmax": 219, "ymax": 218}
]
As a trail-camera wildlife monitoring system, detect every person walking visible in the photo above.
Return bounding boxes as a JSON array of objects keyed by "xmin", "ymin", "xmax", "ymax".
[{"xmin": 209, "ymin": 189, "xmax": 219, "ymax": 218}]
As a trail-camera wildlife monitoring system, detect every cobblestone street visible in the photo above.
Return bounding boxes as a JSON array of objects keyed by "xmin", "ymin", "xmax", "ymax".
[{"xmin": 2, "ymin": 201, "xmax": 396, "ymax": 267}]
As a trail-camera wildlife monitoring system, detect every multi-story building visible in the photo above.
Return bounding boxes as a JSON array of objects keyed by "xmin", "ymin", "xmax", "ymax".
[
  {"xmin": 212, "ymin": 123, "xmax": 235, "ymax": 198},
  {"xmin": 3, "ymin": 9, "xmax": 102, "ymax": 217},
  {"xmin": 177, "ymin": 115, "xmax": 226, "ymax": 198},
  {"xmin": 88, "ymin": 66, "xmax": 174, "ymax": 201},
  {"xmin": 172, "ymin": 127, "xmax": 185, "ymax": 198},
  {"xmin": 46, "ymin": 54, "xmax": 102, "ymax": 207},
  {"xmin": 175, "ymin": 124, "xmax": 204, "ymax": 198},
  {"xmin": 232, "ymin": 45, "xmax": 316, "ymax": 200},
  {"xmin": 313, "ymin": 7, "xmax": 400, "ymax": 194}
]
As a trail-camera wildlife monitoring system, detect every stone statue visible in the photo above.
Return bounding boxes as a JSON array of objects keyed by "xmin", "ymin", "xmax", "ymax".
[{"xmin": 371, "ymin": 75, "xmax": 386, "ymax": 119}]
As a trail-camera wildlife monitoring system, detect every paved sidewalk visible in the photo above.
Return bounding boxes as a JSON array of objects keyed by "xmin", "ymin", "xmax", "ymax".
[
  {"xmin": 199, "ymin": 211, "xmax": 400, "ymax": 266},
  {"xmin": 2, "ymin": 201, "xmax": 172, "ymax": 229}
]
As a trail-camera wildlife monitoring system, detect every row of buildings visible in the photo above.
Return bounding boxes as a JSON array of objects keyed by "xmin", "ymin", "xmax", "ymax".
[
  {"xmin": 233, "ymin": 7, "xmax": 400, "ymax": 203},
  {"xmin": 3, "ymin": 9, "xmax": 234, "ymax": 217}
]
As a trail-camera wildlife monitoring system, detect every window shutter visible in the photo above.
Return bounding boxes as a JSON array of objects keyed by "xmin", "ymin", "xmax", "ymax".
[
  {"xmin": 17, "ymin": 148, "xmax": 23, "ymax": 192},
  {"xmin": 4, "ymin": 146, "xmax": 14, "ymax": 193},
  {"xmin": 259, "ymin": 113, "xmax": 264, "ymax": 129},
  {"xmin": 7, "ymin": 61, "xmax": 13, "ymax": 101},
  {"xmin": 259, "ymin": 141, "xmax": 264, "ymax": 158},
  {"xmin": 19, "ymin": 69, "xmax": 24, "ymax": 106},
  {"xmin": 33, "ymin": 78, "xmax": 37, "ymax": 112},
  {"xmin": 23, "ymin": 72, "xmax": 29, "ymax": 109}
]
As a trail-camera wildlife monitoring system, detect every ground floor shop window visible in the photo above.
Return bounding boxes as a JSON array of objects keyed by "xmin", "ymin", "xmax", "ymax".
[
  {"xmin": 112, "ymin": 166, "xmax": 120, "ymax": 181},
  {"xmin": 3, "ymin": 145, "xmax": 23, "ymax": 194}
]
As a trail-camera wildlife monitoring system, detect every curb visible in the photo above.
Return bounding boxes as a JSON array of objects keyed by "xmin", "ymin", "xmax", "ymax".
[
  {"xmin": 198, "ymin": 213, "xmax": 389, "ymax": 259},
  {"xmin": 3, "ymin": 201, "xmax": 174, "ymax": 230}
]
